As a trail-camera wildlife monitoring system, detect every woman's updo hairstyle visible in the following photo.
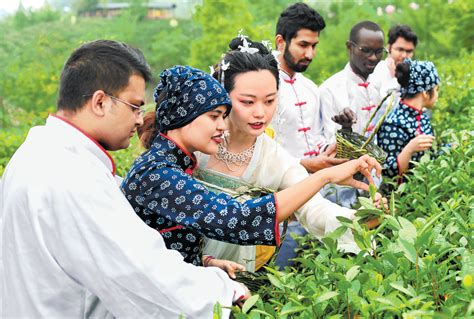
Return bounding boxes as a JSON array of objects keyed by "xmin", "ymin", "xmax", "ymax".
[
  {"xmin": 213, "ymin": 36, "xmax": 279, "ymax": 94},
  {"xmin": 395, "ymin": 61, "xmax": 411, "ymax": 89}
]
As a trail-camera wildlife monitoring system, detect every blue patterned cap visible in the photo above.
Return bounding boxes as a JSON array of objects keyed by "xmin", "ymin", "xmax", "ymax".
[
  {"xmin": 154, "ymin": 65, "xmax": 232, "ymax": 132},
  {"xmin": 400, "ymin": 59, "xmax": 440, "ymax": 96}
]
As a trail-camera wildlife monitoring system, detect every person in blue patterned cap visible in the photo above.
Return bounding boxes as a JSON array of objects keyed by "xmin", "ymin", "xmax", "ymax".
[
  {"xmin": 376, "ymin": 59, "xmax": 440, "ymax": 180},
  {"xmin": 121, "ymin": 65, "xmax": 381, "ymax": 273}
]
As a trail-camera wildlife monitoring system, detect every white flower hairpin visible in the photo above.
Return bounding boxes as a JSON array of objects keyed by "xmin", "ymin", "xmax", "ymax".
[
  {"xmin": 220, "ymin": 59, "xmax": 230, "ymax": 85},
  {"xmin": 209, "ymin": 65, "xmax": 215, "ymax": 75},
  {"xmin": 261, "ymin": 40, "xmax": 273, "ymax": 51},
  {"xmin": 237, "ymin": 29, "xmax": 248, "ymax": 40},
  {"xmin": 237, "ymin": 29, "xmax": 259, "ymax": 54},
  {"xmin": 221, "ymin": 59, "xmax": 230, "ymax": 71},
  {"xmin": 239, "ymin": 38, "xmax": 259, "ymax": 54}
]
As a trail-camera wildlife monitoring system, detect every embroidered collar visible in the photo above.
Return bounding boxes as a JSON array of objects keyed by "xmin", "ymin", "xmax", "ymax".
[
  {"xmin": 151, "ymin": 133, "xmax": 197, "ymax": 174},
  {"xmin": 400, "ymin": 100, "xmax": 422, "ymax": 115},
  {"xmin": 279, "ymin": 69, "xmax": 297, "ymax": 83}
]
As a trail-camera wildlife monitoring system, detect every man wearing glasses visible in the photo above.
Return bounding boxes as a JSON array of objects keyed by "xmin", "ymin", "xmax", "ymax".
[
  {"xmin": 371, "ymin": 24, "xmax": 418, "ymax": 99},
  {"xmin": 318, "ymin": 21, "xmax": 385, "ymax": 207},
  {"xmin": 1, "ymin": 40, "xmax": 247, "ymax": 318}
]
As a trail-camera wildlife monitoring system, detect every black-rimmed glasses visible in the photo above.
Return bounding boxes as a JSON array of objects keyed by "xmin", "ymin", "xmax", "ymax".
[
  {"xmin": 83, "ymin": 93, "xmax": 145, "ymax": 117},
  {"xmin": 350, "ymin": 41, "xmax": 387, "ymax": 57},
  {"xmin": 392, "ymin": 47, "xmax": 415, "ymax": 55}
]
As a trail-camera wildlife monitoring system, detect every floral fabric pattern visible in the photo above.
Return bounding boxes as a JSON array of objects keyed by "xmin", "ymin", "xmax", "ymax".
[
  {"xmin": 154, "ymin": 65, "xmax": 231, "ymax": 132},
  {"xmin": 121, "ymin": 133, "xmax": 279, "ymax": 265},
  {"xmin": 400, "ymin": 59, "xmax": 440, "ymax": 97},
  {"xmin": 376, "ymin": 100, "xmax": 433, "ymax": 178}
]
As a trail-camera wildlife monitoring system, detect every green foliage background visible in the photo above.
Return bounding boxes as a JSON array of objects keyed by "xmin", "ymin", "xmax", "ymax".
[
  {"xmin": 1, "ymin": 0, "xmax": 473, "ymax": 176},
  {"xmin": 0, "ymin": 1, "xmax": 473, "ymax": 316}
]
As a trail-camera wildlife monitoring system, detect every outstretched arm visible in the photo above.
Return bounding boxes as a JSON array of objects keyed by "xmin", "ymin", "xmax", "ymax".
[
  {"xmin": 275, "ymin": 154, "xmax": 381, "ymax": 222},
  {"xmin": 397, "ymin": 134, "xmax": 435, "ymax": 175}
]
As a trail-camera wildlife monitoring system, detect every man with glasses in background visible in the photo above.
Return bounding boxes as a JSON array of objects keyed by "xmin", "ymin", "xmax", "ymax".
[
  {"xmin": 371, "ymin": 24, "xmax": 418, "ymax": 99},
  {"xmin": 318, "ymin": 21, "xmax": 385, "ymax": 207},
  {"xmin": 1, "ymin": 39, "xmax": 248, "ymax": 318}
]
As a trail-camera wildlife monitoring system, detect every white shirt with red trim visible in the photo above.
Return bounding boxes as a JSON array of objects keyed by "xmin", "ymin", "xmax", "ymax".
[
  {"xmin": 272, "ymin": 69, "xmax": 327, "ymax": 159},
  {"xmin": 319, "ymin": 63, "xmax": 382, "ymax": 142},
  {"xmin": 370, "ymin": 59, "xmax": 401, "ymax": 99},
  {"xmin": 1, "ymin": 115, "xmax": 244, "ymax": 318}
]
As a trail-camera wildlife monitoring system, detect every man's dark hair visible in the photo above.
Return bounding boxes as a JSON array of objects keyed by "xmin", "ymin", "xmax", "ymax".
[
  {"xmin": 276, "ymin": 2, "xmax": 325, "ymax": 43},
  {"xmin": 57, "ymin": 40, "xmax": 152, "ymax": 111},
  {"xmin": 349, "ymin": 21, "xmax": 383, "ymax": 43},
  {"xmin": 388, "ymin": 24, "xmax": 418, "ymax": 46}
]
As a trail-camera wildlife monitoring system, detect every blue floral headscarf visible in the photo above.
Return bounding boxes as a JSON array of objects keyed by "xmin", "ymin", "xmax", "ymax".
[
  {"xmin": 400, "ymin": 59, "xmax": 440, "ymax": 96},
  {"xmin": 154, "ymin": 65, "xmax": 231, "ymax": 132}
]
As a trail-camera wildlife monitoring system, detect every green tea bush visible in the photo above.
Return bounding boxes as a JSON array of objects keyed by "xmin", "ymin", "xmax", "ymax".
[
  {"xmin": 230, "ymin": 130, "xmax": 473, "ymax": 318},
  {"xmin": 0, "ymin": 104, "xmax": 51, "ymax": 176},
  {"xmin": 431, "ymin": 51, "xmax": 474, "ymax": 132},
  {"xmin": 0, "ymin": 131, "xmax": 27, "ymax": 176}
]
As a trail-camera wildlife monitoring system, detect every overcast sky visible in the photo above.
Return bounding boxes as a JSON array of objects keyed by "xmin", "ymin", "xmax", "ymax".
[{"xmin": 0, "ymin": 0, "xmax": 46, "ymax": 14}]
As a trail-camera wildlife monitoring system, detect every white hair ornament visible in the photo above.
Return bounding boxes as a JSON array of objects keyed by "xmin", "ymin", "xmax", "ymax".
[{"xmin": 220, "ymin": 59, "xmax": 230, "ymax": 85}]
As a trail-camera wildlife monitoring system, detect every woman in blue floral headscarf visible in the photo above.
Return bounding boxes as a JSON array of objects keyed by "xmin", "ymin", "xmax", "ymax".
[
  {"xmin": 377, "ymin": 59, "xmax": 440, "ymax": 179},
  {"xmin": 121, "ymin": 65, "xmax": 381, "ymax": 273}
]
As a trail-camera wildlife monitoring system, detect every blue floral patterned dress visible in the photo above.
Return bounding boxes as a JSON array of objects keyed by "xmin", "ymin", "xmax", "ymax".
[
  {"xmin": 121, "ymin": 133, "xmax": 280, "ymax": 266},
  {"xmin": 376, "ymin": 100, "xmax": 434, "ymax": 178}
]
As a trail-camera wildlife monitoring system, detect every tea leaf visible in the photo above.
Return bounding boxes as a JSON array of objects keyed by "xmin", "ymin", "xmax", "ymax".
[
  {"xmin": 242, "ymin": 294, "xmax": 259, "ymax": 314},
  {"xmin": 321, "ymin": 237, "xmax": 336, "ymax": 251},
  {"xmin": 280, "ymin": 305, "xmax": 307, "ymax": 316},
  {"xmin": 420, "ymin": 153, "xmax": 430, "ymax": 164},
  {"xmin": 374, "ymin": 297, "xmax": 397, "ymax": 306},
  {"xmin": 325, "ymin": 225, "xmax": 348, "ymax": 240},
  {"xmin": 316, "ymin": 291, "xmax": 339, "ymax": 303},
  {"xmin": 369, "ymin": 183, "xmax": 377, "ymax": 202},
  {"xmin": 419, "ymin": 210, "xmax": 446, "ymax": 236},
  {"xmin": 355, "ymin": 208, "xmax": 383, "ymax": 219},
  {"xmin": 397, "ymin": 182, "xmax": 407, "ymax": 194},
  {"xmin": 345, "ymin": 265, "xmax": 361, "ymax": 282},
  {"xmin": 390, "ymin": 282, "xmax": 415, "ymax": 297},
  {"xmin": 247, "ymin": 311, "xmax": 261, "ymax": 319},
  {"xmin": 398, "ymin": 217, "xmax": 417, "ymax": 244},
  {"xmin": 351, "ymin": 280, "xmax": 361, "ymax": 294},
  {"xmin": 336, "ymin": 216, "xmax": 354, "ymax": 225},
  {"xmin": 267, "ymin": 274, "xmax": 283, "ymax": 290},
  {"xmin": 359, "ymin": 197, "xmax": 375, "ymax": 209},
  {"xmin": 397, "ymin": 238, "xmax": 418, "ymax": 265},
  {"xmin": 248, "ymin": 309, "xmax": 274, "ymax": 317},
  {"xmin": 213, "ymin": 302, "xmax": 223, "ymax": 318},
  {"xmin": 467, "ymin": 300, "xmax": 474, "ymax": 314}
]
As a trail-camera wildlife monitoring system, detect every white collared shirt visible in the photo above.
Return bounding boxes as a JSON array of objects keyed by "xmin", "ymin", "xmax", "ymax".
[
  {"xmin": 370, "ymin": 59, "xmax": 401, "ymax": 98},
  {"xmin": 1, "ymin": 115, "xmax": 243, "ymax": 318},
  {"xmin": 272, "ymin": 70, "xmax": 327, "ymax": 159},
  {"xmin": 319, "ymin": 63, "xmax": 382, "ymax": 142}
]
